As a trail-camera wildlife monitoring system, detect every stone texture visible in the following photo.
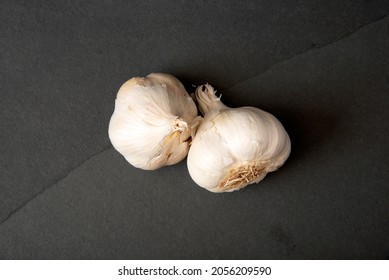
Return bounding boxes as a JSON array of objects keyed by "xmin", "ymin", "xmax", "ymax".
[{"xmin": 1, "ymin": 0, "xmax": 388, "ymax": 259}]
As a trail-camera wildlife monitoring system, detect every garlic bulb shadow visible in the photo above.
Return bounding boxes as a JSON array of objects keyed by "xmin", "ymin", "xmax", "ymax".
[{"xmin": 277, "ymin": 108, "xmax": 340, "ymax": 167}]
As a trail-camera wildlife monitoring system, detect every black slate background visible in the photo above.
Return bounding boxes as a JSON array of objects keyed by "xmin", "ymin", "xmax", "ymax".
[{"xmin": 1, "ymin": 0, "xmax": 388, "ymax": 259}]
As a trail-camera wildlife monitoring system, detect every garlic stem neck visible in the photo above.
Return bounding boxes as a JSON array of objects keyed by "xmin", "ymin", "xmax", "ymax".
[
  {"xmin": 195, "ymin": 84, "xmax": 228, "ymax": 115},
  {"xmin": 172, "ymin": 118, "xmax": 188, "ymax": 132}
]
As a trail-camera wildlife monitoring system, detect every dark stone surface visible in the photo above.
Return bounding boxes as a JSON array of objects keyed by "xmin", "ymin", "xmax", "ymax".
[{"xmin": 0, "ymin": 0, "xmax": 388, "ymax": 259}]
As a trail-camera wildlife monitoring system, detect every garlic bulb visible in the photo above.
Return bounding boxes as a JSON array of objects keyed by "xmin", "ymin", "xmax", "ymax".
[
  {"xmin": 109, "ymin": 73, "xmax": 201, "ymax": 170},
  {"xmin": 187, "ymin": 84, "xmax": 291, "ymax": 192}
]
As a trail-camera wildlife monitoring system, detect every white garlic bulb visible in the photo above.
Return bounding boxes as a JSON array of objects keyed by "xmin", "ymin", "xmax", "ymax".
[
  {"xmin": 187, "ymin": 84, "xmax": 291, "ymax": 192},
  {"xmin": 109, "ymin": 73, "xmax": 201, "ymax": 170}
]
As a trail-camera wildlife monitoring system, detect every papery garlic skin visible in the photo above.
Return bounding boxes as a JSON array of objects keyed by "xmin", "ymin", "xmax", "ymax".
[
  {"xmin": 187, "ymin": 85, "xmax": 291, "ymax": 192},
  {"xmin": 109, "ymin": 73, "xmax": 201, "ymax": 170}
]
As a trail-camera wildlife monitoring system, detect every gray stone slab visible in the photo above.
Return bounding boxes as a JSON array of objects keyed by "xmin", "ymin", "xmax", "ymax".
[{"xmin": 1, "ymin": 0, "xmax": 388, "ymax": 259}]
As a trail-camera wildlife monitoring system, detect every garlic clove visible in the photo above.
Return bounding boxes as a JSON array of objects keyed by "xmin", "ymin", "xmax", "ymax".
[
  {"xmin": 109, "ymin": 73, "xmax": 200, "ymax": 170},
  {"xmin": 187, "ymin": 84, "xmax": 291, "ymax": 192}
]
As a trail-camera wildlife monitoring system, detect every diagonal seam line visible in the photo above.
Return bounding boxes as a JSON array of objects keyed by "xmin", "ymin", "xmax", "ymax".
[
  {"xmin": 221, "ymin": 13, "xmax": 389, "ymax": 92},
  {"xmin": 0, "ymin": 145, "xmax": 113, "ymax": 227},
  {"xmin": 1, "ymin": 13, "xmax": 388, "ymax": 227}
]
